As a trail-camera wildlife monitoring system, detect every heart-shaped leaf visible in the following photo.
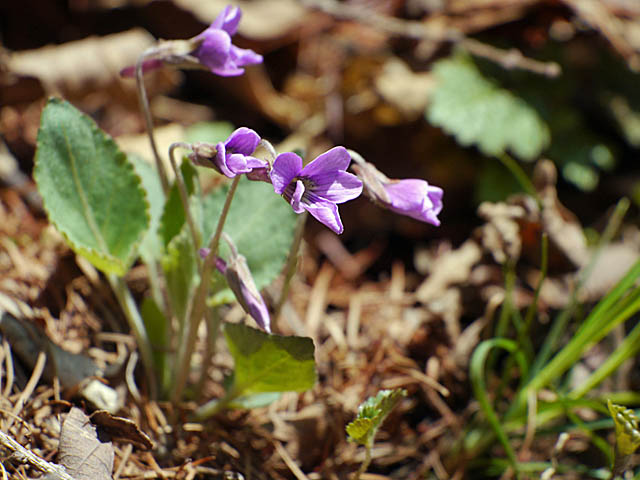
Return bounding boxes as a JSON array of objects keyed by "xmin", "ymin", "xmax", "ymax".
[
  {"xmin": 34, "ymin": 98, "xmax": 149, "ymax": 275},
  {"xmin": 224, "ymin": 323, "xmax": 316, "ymax": 396}
]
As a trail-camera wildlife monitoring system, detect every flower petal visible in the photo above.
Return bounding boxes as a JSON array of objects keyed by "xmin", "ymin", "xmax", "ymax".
[
  {"xmin": 214, "ymin": 141, "xmax": 236, "ymax": 178},
  {"xmin": 225, "ymin": 127, "xmax": 260, "ymax": 155},
  {"xmin": 245, "ymin": 156, "xmax": 268, "ymax": 169},
  {"xmin": 311, "ymin": 170, "xmax": 363, "ymax": 203},
  {"xmin": 230, "ymin": 45, "xmax": 263, "ymax": 68},
  {"xmin": 270, "ymin": 152, "xmax": 302, "ymax": 195},
  {"xmin": 300, "ymin": 146, "xmax": 351, "ymax": 178},
  {"xmin": 194, "ymin": 29, "xmax": 232, "ymax": 71},
  {"xmin": 211, "ymin": 5, "xmax": 241, "ymax": 35},
  {"xmin": 226, "ymin": 153, "xmax": 252, "ymax": 174},
  {"xmin": 290, "ymin": 180, "xmax": 306, "ymax": 214},
  {"xmin": 384, "ymin": 180, "xmax": 443, "ymax": 226},
  {"xmin": 304, "ymin": 201, "xmax": 344, "ymax": 234},
  {"xmin": 226, "ymin": 254, "xmax": 271, "ymax": 333}
]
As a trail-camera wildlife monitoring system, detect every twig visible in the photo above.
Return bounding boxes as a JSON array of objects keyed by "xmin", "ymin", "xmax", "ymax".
[
  {"xmin": 301, "ymin": 0, "xmax": 561, "ymax": 77},
  {"xmin": 125, "ymin": 351, "xmax": 142, "ymax": 403},
  {"xmin": 113, "ymin": 444, "xmax": 133, "ymax": 480},
  {"xmin": 274, "ymin": 441, "xmax": 309, "ymax": 480},
  {"xmin": 7, "ymin": 351, "xmax": 46, "ymax": 431},
  {"xmin": 0, "ymin": 430, "xmax": 76, "ymax": 480},
  {"xmin": 2, "ymin": 339, "xmax": 14, "ymax": 399}
]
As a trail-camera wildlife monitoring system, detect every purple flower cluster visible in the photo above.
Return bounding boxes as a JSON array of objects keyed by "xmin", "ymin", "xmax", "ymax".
[{"xmin": 135, "ymin": 5, "xmax": 444, "ymax": 335}]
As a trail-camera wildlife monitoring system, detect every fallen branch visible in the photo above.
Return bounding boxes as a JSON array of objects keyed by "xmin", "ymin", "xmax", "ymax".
[
  {"xmin": 0, "ymin": 430, "xmax": 76, "ymax": 480},
  {"xmin": 301, "ymin": 0, "xmax": 561, "ymax": 77}
]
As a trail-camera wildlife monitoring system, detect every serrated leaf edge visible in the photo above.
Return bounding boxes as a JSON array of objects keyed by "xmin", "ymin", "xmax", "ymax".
[{"xmin": 34, "ymin": 97, "xmax": 150, "ymax": 276}]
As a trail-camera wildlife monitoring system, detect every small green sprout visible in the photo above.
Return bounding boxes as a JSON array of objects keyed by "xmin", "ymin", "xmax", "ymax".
[
  {"xmin": 608, "ymin": 399, "xmax": 640, "ymax": 478},
  {"xmin": 346, "ymin": 388, "xmax": 407, "ymax": 479}
]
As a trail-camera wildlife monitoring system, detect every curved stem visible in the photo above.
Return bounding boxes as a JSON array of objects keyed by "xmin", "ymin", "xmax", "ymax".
[
  {"xmin": 195, "ymin": 306, "xmax": 222, "ymax": 400},
  {"xmin": 169, "ymin": 142, "xmax": 202, "ymax": 253},
  {"xmin": 353, "ymin": 444, "xmax": 372, "ymax": 480},
  {"xmin": 136, "ymin": 49, "xmax": 170, "ymax": 195},
  {"xmin": 272, "ymin": 212, "xmax": 307, "ymax": 331},
  {"xmin": 108, "ymin": 274, "xmax": 157, "ymax": 399},
  {"xmin": 193, "ymin": 384, "xmax": 240, "ymax": 420},
  {"xmin": 171, "ymin": 176, "xmax": 242, "ymax": 404},
  {"xmin": 497, "ymin": 153, "xmax": 540, "ymax": 206}
]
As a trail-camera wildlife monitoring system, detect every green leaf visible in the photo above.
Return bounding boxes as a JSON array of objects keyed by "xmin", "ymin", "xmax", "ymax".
[
  {"xmin": 224, "ymin": 322, "xmax": 316, "ymax": 396},
  {"xmin": 129, "ymin": 153, "xmax": 165, "ymax": 263},
  {"xmin": 202, "ymin": 177, "xmax": 298, "ymax": 305},
  {"xmin": 140, "ymin": 297, "xmax": 170, "ymax": 394},
  {"xmin": 346, "ymin": 389, "xmax": 407, "ymax": 446},
  {"xmin": 228, "ymin": 392, "xmax": 282, "ymax": 409},
  {"xmin": 158, "ymin": 160, "xmax": 199, "ymax": 248},
  {"xmin": 185, "ymin": 121, "xmax": 235, "ymax": 144},
  {"xmin": 34, "ymin": 98, "xmax": 149, "ymax": 275},
  {"xmin": 161, "ymin": 228, "xmax": 200, "ymax": 322},
  {"xmin": 427, "ymin": 55, "xmax": 550, "ymax": 161}
]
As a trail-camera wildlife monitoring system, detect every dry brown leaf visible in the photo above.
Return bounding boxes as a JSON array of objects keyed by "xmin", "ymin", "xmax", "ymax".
[
  {"xmin": 173, "ymin": 0, "xmax": 310, "ymax": 41},
  {"xmin": 115, "ymin": 123, "xmax": 186, "ymax": 180},
  {"xmin": 6, "ymin": 29, "xmax": 178, "ymax": 101},
  {"xmin": 579, "ymin": 242, "xmax": 640, "ymax": 302},
  {"xmin": 374, "ymin": 58, "xmax": 435, "ymax": 121},
  {"xmin": 90, "ymin": 410, "xmax": 154, "ymax": 451},
  {"xmin": 534, "ymin": 159, "xmax": 589, "ymax": 268},
  {"xmin": 477, "ymin": 201, "xmax": 528, "ymax": 264},
  {"xmin": 58, "ymin": 407, "xmax": 114, "ymax": 480},
  {"xmin": 0, "ymin": 299, "xmax": 120, "ymax": 413},
  {"xmin": 415, "ymin": 240, "xmax": 482, "ymax": 303}
]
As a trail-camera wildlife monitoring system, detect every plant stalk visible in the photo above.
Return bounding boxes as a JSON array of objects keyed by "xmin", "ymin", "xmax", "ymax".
[
  {"xmin": 136, "ymin": 49, "xmax": 170, "ymax": 195},
  {"xmin": 272, "ymin": 212, "xmax": 307, "ymax": 331},
  {"xmin": 171, "ymin": 175, "xmax": 242, "ymax": 404},
  {"xmin": 169, "ymin": 142, "xmax": 202, "ymax": 253},
  {"xmin": 108, "ymin": 274, "xmax": 157, "ymax": 399},
  {"xmin": 353, "ymin": 444, "xmax": 372, "ymax": 480}
]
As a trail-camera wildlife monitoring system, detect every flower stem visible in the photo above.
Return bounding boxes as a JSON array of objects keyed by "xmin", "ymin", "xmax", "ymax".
[
  {"xmin": 171, "ymin": 175, "xmax": 242, "ymax": 404},
  {"xmin": 108, "ymin": 274, "xmax": 157, "ymax": 399},
  {"xmin": 169, "ymin": 142, "xmax": 202, "ymax": 253},
  {"xmin": 497, "ymin": 153, "xmax": 540, "ymax": 205},
  {"xmin": 272, "ymin": 212, "xmax": 307, "ymax": 331},
  {"xmin": 353, "ymin": 444, "xmax": 372, "ymax": 480},
  {"xmin": 196, "ymin": 306, "xmax": 221, "ymax": 400},
  {"xmin": 136, "ymin": 49, "xmax": 170, "ymax": 195},
  {"xmin": 193, "ymin": 384, "xmax": 240, "ymax": 420}
]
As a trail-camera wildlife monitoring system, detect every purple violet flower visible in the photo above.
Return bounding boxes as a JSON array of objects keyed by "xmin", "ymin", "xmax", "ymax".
[
  {"xmin": 120, "ymin": 5, "xmax": 262, "ymax": 78},
  {"xmin": 199, "ymin": 240, "xmax": 271, "ymax": 333},
  {"xmin": 192, "ymin": 5, "xmax": 263, "ymax": 77},
  {"xmin": 270, "ymin": 147, "xmax": 363, "ymax": 234},
  {"xmin": 190, "ymin": 127, "xmax": 268, "ymax": 178},
  {"xmin": 351, "ymin": 160, "xmax": 443, "ymax": 226}
]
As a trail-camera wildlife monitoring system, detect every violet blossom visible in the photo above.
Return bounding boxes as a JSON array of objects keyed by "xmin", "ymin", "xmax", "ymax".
[
  {"xmin": 351, "ymin": 158, "xmax": 443, "ymax": 226},
  {"xmin": 270, "ymin": 147, "xmax": 363, "ymax": 234},
  {"xmin": 121, "ymin": 5, "xmax": 262, "ymax": 78},
  {"xmin": 190, "ymin": 127, "xmax": 268, "ymax": 178}
]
